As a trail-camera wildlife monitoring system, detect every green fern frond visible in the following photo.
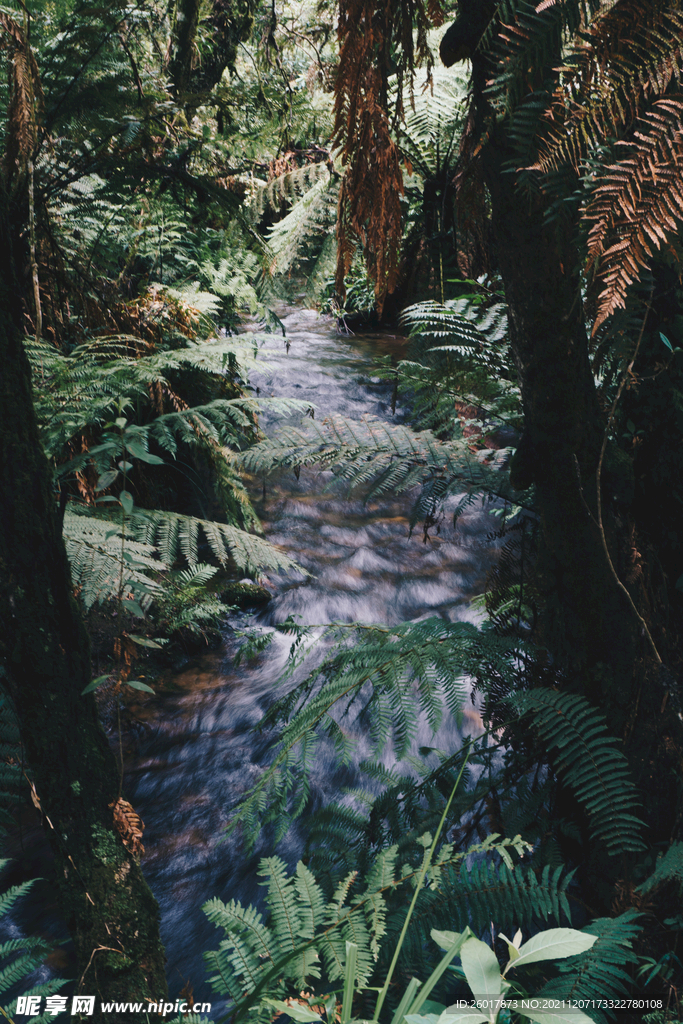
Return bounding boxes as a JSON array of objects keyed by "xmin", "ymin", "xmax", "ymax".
[
  {"xmin": 240, "ymin": 413, "xmax": 511, "ymax": 535},
  {"xmin": 63, "ymin": 508, "xmax": 165, "ymax": 610},
  {"xmin": 638, "ymin": 841, "xmax": 683, "ymax": 893},
  {"xmin": 518, "ymin": 689, "xmax": 646, "ymax": 854},
  {"xmin": 131, "ymin": 510, "xmax": 305, "ymax": 577},
  {"xmin": 265, "ymin": 171, "xmax": 339, "ymax": 278},
  {"xmin": 226, "ymin": 618, "xmax": 520, "ymax": 850},
  {"xmin": 538, "ymin": 909, "xmax": 642, "ymax": 1023},
  {"xmin": 0, "ymin": 864, "xmax": 67, "ymax": 1019}
]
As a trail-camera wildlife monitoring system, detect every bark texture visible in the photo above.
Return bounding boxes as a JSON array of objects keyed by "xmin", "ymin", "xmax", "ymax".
[
  {"xmin": 0, "ymin": 204, "xmax": 167, "ymax": 1021},
  {"xmin": 442, "ymin": 0, "xmax": 683, "ymax": 887}
]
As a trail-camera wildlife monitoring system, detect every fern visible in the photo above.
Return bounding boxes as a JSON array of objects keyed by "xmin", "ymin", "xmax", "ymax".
[
  {"xmin": 0, "ymin": 864, "xmax": 67, "ymax": 1022},
  {"xmin": 537, "ymin": 909, "xmax": 643, "ymax": 1023},
  {"xmin": 130, "ymin": 509, "xmax": 305, "ymax": 578},
  {"xmin": 63, "ymin": 507, "xmax": 165, "ymax": 611},
  {"xmin": 394, "ymin": 297, "xmax": 520, "ymax": 435},
  {"xmin": 203, "ymin": 836, "xmax": 541, "ymax": 1022},
  {"xmin": 265, "ymin": 170, "xmax": 339, "ymax": 280},
  {"xmin": 517, "ymin": 689, "xmax": 646, "ymax": 855},
  {"xmin": 395, "ymin": 68, "xmax": 468, "ymax": 181},
  {"xmin": 251, "ymin": 161, "xmax": 332, "ymax": 222},
  {"xmin": 240, "ymin": 413, "xmax": 511, "ymax": 538},
  {"xmin": 63, "ymin": 502, "xmax": 304, "ymax": 612},
  {"xmin": 637, "ymin": 842, "xmax": 683, "ymax": 894},
  {"xmin": 583, "ymin": 97, "xmax": 683, "ymax": 331},
  {"xmin": 225, "ymin": 618, "xmax": 521, "ymax": 850},
  {"xmin": 525, "ymin": 0, "xmax": 683, "ymax": 327}
]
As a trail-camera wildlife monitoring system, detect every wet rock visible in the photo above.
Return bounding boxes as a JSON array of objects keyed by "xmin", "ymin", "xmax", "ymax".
[{"xmin": 220, "ymin": 581, "xmax": 271, "ymax": 608}]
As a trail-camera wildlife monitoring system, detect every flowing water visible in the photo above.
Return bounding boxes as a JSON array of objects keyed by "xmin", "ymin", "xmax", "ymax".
[
  {"xmin": 123, "ymin": 308, "xmax": 500, "ymax": 999},
  {"xmin": 5, "ymin": 308, "xmax": 500, "ymax": 1003}
]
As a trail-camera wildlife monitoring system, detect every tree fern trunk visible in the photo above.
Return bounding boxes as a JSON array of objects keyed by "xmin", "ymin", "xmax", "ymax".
[
  {"xmin": 446, "ymin": 0, "xmax": 683, "ymax": 883},
  {"xmin": 0, "ymin": 199, "xmax": 167, "ymax": 1021}
]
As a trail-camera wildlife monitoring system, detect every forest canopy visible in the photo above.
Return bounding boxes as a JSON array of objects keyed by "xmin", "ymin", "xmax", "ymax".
[{"xmin": 0, "ymin": 1, "xmax": 683, "ymax": 1023}]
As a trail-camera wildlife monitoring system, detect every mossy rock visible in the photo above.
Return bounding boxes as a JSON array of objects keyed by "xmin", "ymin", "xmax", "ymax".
[{"xmin": 220, "ymin": 581, "xmax": 271, "ymax": 609}]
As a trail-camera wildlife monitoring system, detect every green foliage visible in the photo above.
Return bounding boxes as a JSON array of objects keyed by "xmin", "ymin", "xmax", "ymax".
[
  {"xmin": 517, "ymin": 689, "xmax": 646, "ymax": 855},
  {"xmin": 537, "ymin": 910, "xmax": 643, "ymax": 1024},
  {"xmin": 0, "ymin": 866, "xmax": 66, "ymax": 1022},
  {"xmin": 264, "ymin": 169, "xmax": 340, "ymax": 301},
  {"xmin": 638, "ymin": 842, "xmax": 683, "ymax": 894},
  {"xmin": 225, "ymin": 617, "xmax": 520, "ymax": 850},
  {"xmin": 63, "ymin": 507, "xmax": 165, "ymax": 612},
  {"xmin": 393, "ymin": 296, "xmax": 520, "ymax": 436},
  {"xmin": 203, "ymin": 834, "xmax": 544, "ymax": 1023},
  {"xmin": 240, "ymin": 413, "xmax": 511, "ymax": 538},
  {"xmin": 152, "ymin": 563, "xmax": 226, "ymax": 640},
  {"xmin": 63, "ymin": 503, "xmax": 303, "ymax": 615}
]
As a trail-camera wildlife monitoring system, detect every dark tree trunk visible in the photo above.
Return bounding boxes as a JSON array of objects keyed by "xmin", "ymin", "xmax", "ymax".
[
  {"xmin": 0, "ymin": 203, "xmax": 167, "ymax": 1020},
  {"xmin": 481, "ymin": 134, "xmax": 639, "ymax": 712},
  {"xmin": 442, "ymin": 0, "xmax": 683, "ymax": 885}
]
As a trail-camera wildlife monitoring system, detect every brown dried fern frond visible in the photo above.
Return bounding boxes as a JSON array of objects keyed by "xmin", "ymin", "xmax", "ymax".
[
  {"xmin": 0, "ymin": 11, "xmax": 44, "ymax": 181},
  {"xmin": 585, "ymin": 96, "xmax": 683, "ymax": 331},
  {"xmin": 533, "ymin": 0, "xmax": 683, "ymax": 174},
  {"xmin": 333, "ymin": 0, "xmax": 444, "ymax": 313},
  {"xmin": 110, "ymin": 797, "xmax": 145, "ymax": 857}
]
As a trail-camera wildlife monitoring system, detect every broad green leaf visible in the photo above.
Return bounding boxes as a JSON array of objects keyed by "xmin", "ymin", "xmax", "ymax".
[
  {"xmin": 81, "ymin": 674, "xmax": 112, "ymax": 695},
  {"xmin": 499, "ymin": 931, "xmax": 521, "ymax": 966},
  {"xmin": 95, "ymin": 470, "xmax": 118, "ymax": 491},
  {"xmin": 118, "ymin": 460, "xmax": 134, "ymax": 472},
  {"xmin": 409, "ymin": 933, "xmax": 471, "ymax": 1018},
  {"xmin": 261, "ymin": 999, "xmax": 322, "ymax": 1023},
  {"xmin": 128, "ymin": 636, "xmax": 166, "ymax": 648},
  {"xmin": 123, "ymin": 680, "xmax": 155, "ymax": 694},
  {"xmin": 122, "ymin": 599, "xmax": 145, "ymax": 618},
  {"xmin": 504, "ymin": 929, "xmax": 597, "ymax": 975},
  {"xmin": 431, "ymin": 929, "xmax": 468, "ymax": 951},
  {"xmin": 660, "ymin": 332, "xmax": 673, "ymax": 352},
  {"xmin": 405, "ymin": 1015, "xmax": 440, "ymax": 1024},
  {"xmin": 115, "ymin": 417, "xmax": 128, "ymax": 429},
  {"xmin": 436, "ymin": 1007, "xmax": 489, "ymax": 1024},
  {"xmin": 119, "ymin": 490, "xmax": 134, "ymax": 515},
  {"xmin": 124, "ymin": 440, "xmax": 164, "ymax": 464},
  {"xmin": 460, "ymin": 937, "xmax": 503, "ymax": 1000}
]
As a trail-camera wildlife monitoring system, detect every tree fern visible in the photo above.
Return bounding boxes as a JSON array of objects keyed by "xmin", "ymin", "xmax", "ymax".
[
  {"xmin": 265, "ymin": 170, "xmax": 339, "ymax": 279},
  {"xmin": 63, "ymin": 507, "xmax": 165, "ymax": 611},
  {"xmin": 526, "ymin": 0, "xmax": 683, "ymax": 328},
  {"xmin": 63, "ymin": 503, "xmax": 304, "ymax": 613},
  {"xmin": 130, "ymin": 509, "xmax": 305, "ymax": 577},
  {"xmin": 251, "ymin": 161, "xmax": 332, "ymax": 223},
  {"xmin": 394, "ymin": 297, "xmax": 520, "ymax": 435}
]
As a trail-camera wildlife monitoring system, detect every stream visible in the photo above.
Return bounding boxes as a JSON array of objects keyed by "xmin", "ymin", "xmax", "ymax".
[
  {"xmin": 6, "ymin": 307, "xmax": 500, "ymax": 1006},
  {"xmin": 124, "ymin": 308, "xmax": 500, "ymax": 1000}
]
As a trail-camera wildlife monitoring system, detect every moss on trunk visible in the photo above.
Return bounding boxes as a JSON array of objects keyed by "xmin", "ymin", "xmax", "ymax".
[{"xmin": 0, "ymin": 206, "xmax": 167, "ymax": 1021}]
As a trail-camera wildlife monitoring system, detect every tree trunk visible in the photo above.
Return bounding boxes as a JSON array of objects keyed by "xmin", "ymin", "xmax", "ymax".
[
  {"xmin": 0, "ymin": 205, "xmax": 167, "ymax": 1021},
  {"xmin": 442, "ymin": 0, "xmax": 683, "ymax": 878},
  {"xmin": 481, "ymin": 133, "xmax": 640, "ymax": 712}
]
